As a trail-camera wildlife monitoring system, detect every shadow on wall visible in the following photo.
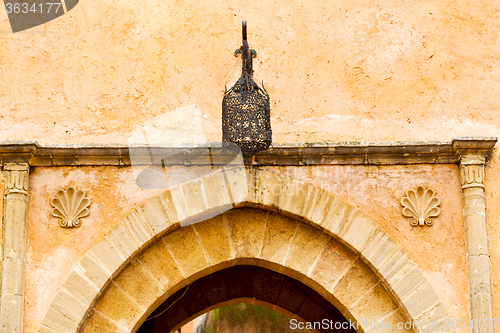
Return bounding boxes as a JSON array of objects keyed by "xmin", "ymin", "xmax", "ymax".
[{"xmin": 4, "ymin": 0, "xmax": 80, "ymax": 32}]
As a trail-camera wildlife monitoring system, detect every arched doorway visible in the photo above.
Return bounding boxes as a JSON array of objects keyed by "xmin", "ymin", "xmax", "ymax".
[
  {"xmin": 38, "ymin": 168, "xmax": 449, "ymax": 333},
  {"xmin": 78, "ymin": 209, "xmax": 412, "ymax": 333}
]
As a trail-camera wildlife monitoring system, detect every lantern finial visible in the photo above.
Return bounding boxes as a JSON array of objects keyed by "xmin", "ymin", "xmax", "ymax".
[
  {"xmin": 222, "ymin": 22, "xmax": 272, "ymax": 164},
  {"xmin": 234, "ymin": 21, "xmax": 257, "ymax": 76}
]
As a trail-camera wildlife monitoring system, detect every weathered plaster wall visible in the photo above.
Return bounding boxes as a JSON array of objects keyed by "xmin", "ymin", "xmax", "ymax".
[
  {"xmin": 0, "ymin": 0, "xmax": 499, "ymax": 144},
  {"xmin": 485, "ymin": 150, "xmax": 500, "ymax": 325}
]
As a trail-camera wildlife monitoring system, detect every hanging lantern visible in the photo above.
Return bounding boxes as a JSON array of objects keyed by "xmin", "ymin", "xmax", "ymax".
[{"xmin": 222, "ymin": 21, "xmax": 272, "ymax": 163}]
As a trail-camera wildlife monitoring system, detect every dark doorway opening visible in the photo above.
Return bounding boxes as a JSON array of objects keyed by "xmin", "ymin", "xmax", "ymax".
[{"xmin": 137, "ymin": 265, "xmax": 356, "ymax": 333}]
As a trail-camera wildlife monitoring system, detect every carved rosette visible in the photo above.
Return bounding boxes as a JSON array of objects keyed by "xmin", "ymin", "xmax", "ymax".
[
  {"xmin": 51, "ymin": 186, "xmax": 91, "ymax": 228},
  {"xmin": 460, "ymin": 163, "xmax": 484, "ymax": 189},
  {"xmin": 401, "ymin": 186, "xmax": 441, "ymax": 227}
]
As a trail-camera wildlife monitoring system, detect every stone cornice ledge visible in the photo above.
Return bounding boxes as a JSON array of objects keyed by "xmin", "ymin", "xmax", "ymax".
[{"xmin": 0, "ymin": 137, "xmax": 495, "ymax": 166}]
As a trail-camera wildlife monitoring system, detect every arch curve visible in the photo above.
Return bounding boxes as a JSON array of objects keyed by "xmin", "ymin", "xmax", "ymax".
[{"xmin": 37, "ymin": 167, "xmax": 451, "ymax": 333}]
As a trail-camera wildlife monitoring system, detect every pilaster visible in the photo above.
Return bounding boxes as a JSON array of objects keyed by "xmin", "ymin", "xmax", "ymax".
[
  {"xmin": 0, "ymin": 163, "xmax": 29, "ymax": 333},
  {"xmin": 459, "ymin": 155, "xmax": 494, "ymax": 333}
]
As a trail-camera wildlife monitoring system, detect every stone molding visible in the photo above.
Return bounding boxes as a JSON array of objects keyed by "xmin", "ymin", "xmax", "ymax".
[
  {"xmin": 38, "ymin": 167, "xmax": 453, "ymax": 333},
  {"xmin": 0, "ymin": 137, "xmax": 495, "ymax": 166},
  {"xmin": 1, "ymin": 163, "xmax": 30, "ymax": 333}
]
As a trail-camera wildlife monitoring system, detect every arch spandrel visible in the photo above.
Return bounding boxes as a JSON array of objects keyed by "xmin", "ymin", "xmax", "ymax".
[{"xmin": 37, "ymin": 167, "xmax": 453, "ymax": 333}]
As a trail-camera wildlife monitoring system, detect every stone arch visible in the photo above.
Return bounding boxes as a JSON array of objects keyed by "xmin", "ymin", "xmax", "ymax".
[{"xmin": 37, "ymin": 167, "xmax": 451, "ymax": 333}]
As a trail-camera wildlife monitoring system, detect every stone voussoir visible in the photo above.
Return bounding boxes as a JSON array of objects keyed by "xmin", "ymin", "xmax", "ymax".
[
  {"xmin": 79, "ymin": 309, "xmax": 127, "ymax": 333},
  {"xmin": 388, "ymin": 262, "xmax": 428, "ymax": 301},
  {"xmin": 158, "ymin": 191, "xmax": 181, "ymax": 224},
  {"xmin": 113, "ymin": 260, "xmax": 164, "ymax": 309},
  {"xmin": 75, "ymin": 252, "xmax": 112, "ymax": 292},
  {"xmin": 192, "ymin": 216, "xmax": 234, "ymax": 266},
  {"xmin": 361, "ymin": 228, "xmax": 400, "ymax": 270},
  {"xmin": 222, "ymin": 166, "xmax": 252, "ymax": 204},
  {"xmin": 402, "ymin": 282, "xmax": 441, "ymax": 319},
  {"xmin": 348, "ymin": 284, "xmax": 398, "ymax": 323},
  {"xmin": 258, "ymin": 171, "xmax": 285, "ymax": 209},
  {"xmin": 198, "ymin": 170, "xmax": 233, "ymax": 210},
  {"xmin": 40, "ymin": 305, "xmax": 79, "ymax": 333},
  {"xmin": 226, "ymin": 209, "xmax": 268, "ymax": 259},
  {"xmin": 414, "ymin": 301, "xmax": 450, "ymax": 333},
  {"xmin": 259, "ymin": 212, "xmax": 298, "ymax": 266},
  {"xmin": 338, "ymin": 210, "xmax": 377, "ymax": 253},
  {"xmin": 243, "ymin": 166, "xmax": 261, "ymax": 204},
  {"xmin": 299, "ymin": 185, "xmax": 322, "ymax": 218},
  {"xmin": 123, "ymin": 209, "xmax": 156, "ymax": 245},
  {"xmin": 277, "ymin": 178, "xmax": 311, "ymax": 217},
  {"xmin": 320, "ymin": 199, "xmax": 354, "ymax": 235},
  {"xmin": 163, "ymin": 226, "xmax": 210, "ymax": 278},
  {"xmin": 104, "ymin": 223, "xmax": 141, "ymax": 260},
  {"xmin": 88, "ymin": 237, "xmax": 127, "ymax": 277},
  {"xmin": 93, "ymin": 283, "xmax": 145, "ymax": 331},
  {"xmin": 284, "ymin": 224, "xmax": 331, "ymax": 276},
  {"xmin": 60, "ymin": 270, "xmax": 100, "ymax": 308},
  {"xmin": 136, "ymin": 239, "xmax": 186, "ymax": 291},
  {"xmin": 302, "ymin": 188, "xmax": 338, "ymax": 226},
  {"xmin": 140, "ymin": 195, "xmax": 175, "ymax": 234},
  {"xmin": 50, "ymin": 288, "xmax": 89, "ymax": 325},
  {"xmin": 377, "ymin": 248, "xmax": 412, "ymax": 283},
  {"xmin": 37, "ymin": 324, "xmax": 61, "ymax": 333},
  {"xmin": 170, "ymin": 179, "xmax": 208, "ymax": 222}
]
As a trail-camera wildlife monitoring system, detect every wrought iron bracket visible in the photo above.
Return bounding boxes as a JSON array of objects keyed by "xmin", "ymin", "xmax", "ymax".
[{"xmin": 234, "ymin": 21, "xmax": 257, "ymax": 76}]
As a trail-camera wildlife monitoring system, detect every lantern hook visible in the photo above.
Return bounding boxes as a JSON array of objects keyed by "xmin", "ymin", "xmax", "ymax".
[{"xmin": 234, "ymin": 21, "xmax": 257, "ymax": 76}]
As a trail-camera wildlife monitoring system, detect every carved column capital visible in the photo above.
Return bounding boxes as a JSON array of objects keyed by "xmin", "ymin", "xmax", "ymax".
[
  {"xmin": 3, "ymin": 163, "xmax": 29, "ymax": 196},
  {"xmin": 459, "ymin": 156, "xmax": 485, "ymax": 189}
]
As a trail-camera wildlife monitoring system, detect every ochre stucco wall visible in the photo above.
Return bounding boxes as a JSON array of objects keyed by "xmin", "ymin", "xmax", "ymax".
[
  {"xmin": 485, "ymin": 150, "xmax": 500, "ymax": 325},
  {"xmin": 0, "ymin": 0, "xmax": 499, "ymax": 144}
]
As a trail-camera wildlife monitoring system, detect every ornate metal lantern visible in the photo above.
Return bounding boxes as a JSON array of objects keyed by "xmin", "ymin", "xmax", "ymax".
[{"xmin": 222, "ymin": 21, "xmax": 272, "ymax": 163}]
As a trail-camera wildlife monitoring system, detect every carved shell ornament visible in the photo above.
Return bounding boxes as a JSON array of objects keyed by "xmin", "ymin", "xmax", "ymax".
[
  {"xmin": 401, "ymin": 186, "xmax": 441, "ymax": 227},
  {"xmin": 51, "ymin": 186, "xmax": 91, "ymax": 228}
]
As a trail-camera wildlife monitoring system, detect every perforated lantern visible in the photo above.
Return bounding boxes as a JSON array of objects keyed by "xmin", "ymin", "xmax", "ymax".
[{"xmin": 222, "ymin": 21, "xmax": 272, "ymax": 163}]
